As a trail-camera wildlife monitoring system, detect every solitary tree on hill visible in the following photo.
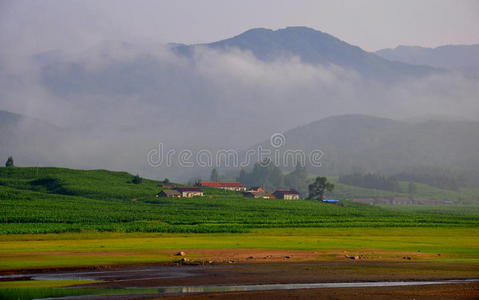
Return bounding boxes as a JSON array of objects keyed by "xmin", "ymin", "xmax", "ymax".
[
  {"xmin": 308, "ymin": 176, "xmax": 334, "ymax": 201},
  {"xmin": 5, "ymin": 156, "xmax": 14, "ymax": 167},
  {"xmin": 132, "ymin": 174, "xmax": 142, "ymax": 184},
  {"xmin": 163, "ymin": 178, "xmax": 170, "ymax": 184}
]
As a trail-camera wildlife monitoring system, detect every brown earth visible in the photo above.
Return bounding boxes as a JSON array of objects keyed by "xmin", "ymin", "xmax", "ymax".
[
  {"xmin": 83, "ymin": 261, "xmax": 479, "ymax": 289},
  {"xmin": 149, "ymin": 283, "xmax": 479, "ymax": 300}
]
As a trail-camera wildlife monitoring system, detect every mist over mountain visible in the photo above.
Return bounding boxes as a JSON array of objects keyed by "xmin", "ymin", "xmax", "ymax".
[
  {"xmin": 0, "ymin": 110, "xmax": 64, "ymax": 166},
  {"xmin": 173, "ymin": 26, "xmax": 437, "ymax": 80},
  {"xmin": 1, "ymin": 27, "xmax": 478, "ymax": 180},
  {"xmin": 253, "ymin": 114, "xmax": 479, "ymax": 185},
  {"xmin": 376, "ymin": 44, "xmax": 479, "ymax": 75}
]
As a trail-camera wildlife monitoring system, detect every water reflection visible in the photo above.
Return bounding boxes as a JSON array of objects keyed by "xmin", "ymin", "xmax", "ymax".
[{"xmin": 157, "ymin": 279, "xmax": 479, "ymax": 295}]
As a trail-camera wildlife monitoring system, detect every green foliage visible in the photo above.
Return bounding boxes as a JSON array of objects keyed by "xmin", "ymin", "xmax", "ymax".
[
  {"xmin": 238, "ymin": 160, "xmax": 309, "ymax": 194},
  {"xmin": 5, "ymin": 156, "xmax": 14, "ymax": 167},
  {"xmin": 240, "ymin": 159, "xmax": 284, "ymax": 191},
  {"xmin": 308, "ymin": 176, "xmax": 334, "ymax": 200},
  {"xmin": 339, "ymin": 173, "xmax": 400, "ymax": 192},
  {"xmin": 0, "ymin": 167, "xmax": 478, "ymax": 235},
  {"xmin": 328, "ymin": 176, "xmax": 479, "ymax": 205},
  {"xmin": 395, "ymin": 167, "xmax": 465, "ymax": 191},
  {"xmin": 284, "ymin": 163, "xmax": 309, "ymax": 196}
]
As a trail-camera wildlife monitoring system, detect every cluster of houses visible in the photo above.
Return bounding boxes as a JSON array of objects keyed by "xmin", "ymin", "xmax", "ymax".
[{"xmin": 157, "ymin": 181, "xmax": 300, "ymax": 200}]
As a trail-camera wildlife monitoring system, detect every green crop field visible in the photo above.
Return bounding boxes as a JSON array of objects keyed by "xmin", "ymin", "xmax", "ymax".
[
  {"xmin": 327, "ymin": 176, "xmax": 479, "ymax": 204},
  {"xmin": 0, "ymin": 167, "xmax": 479, "ymax": 235}
]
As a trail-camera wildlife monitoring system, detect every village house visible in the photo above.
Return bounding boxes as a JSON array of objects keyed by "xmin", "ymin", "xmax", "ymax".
[
  {"xmin": 242, "ymin": 191, "xmax": 275, "ymax": 199},
  {"xmin": 198, "ymin": 181, "xmax": 247, "ymax": 192},
  {"xmin": 174, "ymin": 187, "xmax": 204, "ymax": 198},
  {"xmin": 248, "ymin": 186, "xmax": 265, "ymax": 192},
  {"xmin": 391, "ymin": 197, "xmax": 413, "ymax": 205},
  {"xmin": 157, "ymin": 189, "xmax": 181, "ymax": 198},
  {"xmin": 413, "ymin": 198, "xmax": 444, "ymax": 205},
  {"xmin": 351, "ymin": 198, "xmax": 375, "ymax": 205},
  {"xmin": 273, "ymin": 189, "xmax": 300, "ymax": 200}
]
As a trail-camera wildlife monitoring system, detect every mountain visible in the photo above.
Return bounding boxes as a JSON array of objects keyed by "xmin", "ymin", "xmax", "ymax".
[
  {"xmin": 376, "ymin": 44, "xmax": 479, "ymax": 74},
  {"xmin": 173, "ymin": 26, "xmax": 438, "ymax": 80},
  {"xmin": 253, "ymin": 114, "xmax": 479, "ymax": 186}
]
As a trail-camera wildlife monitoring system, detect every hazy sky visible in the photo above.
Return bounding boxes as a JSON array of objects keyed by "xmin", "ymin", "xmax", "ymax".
[{"xmin": 1, "ymin": 0, "xmax": 479, "ymax": 54}]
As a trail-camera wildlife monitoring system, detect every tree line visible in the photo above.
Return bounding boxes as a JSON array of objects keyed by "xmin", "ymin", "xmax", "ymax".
[{"xmin": 338, "ymin": 173, "xmax": 400, "ymax": 192}]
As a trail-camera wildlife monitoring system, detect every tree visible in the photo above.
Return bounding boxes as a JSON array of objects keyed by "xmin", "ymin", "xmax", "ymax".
[
  {"xmin": 285, "ymin": 163, "xmax": 309, "ymax": 196},
  {"xmin": 236, "ymin": 160, "xmax": 284, "ymax": 192},
  {"xmin": 5, "ymin": 156, "xmax": 14, "ymax": 167},
  {"xmin": 163, "ymin": 178, "xmax": 170, "ymax": 184},
  {"xmin": 210, "ymin": 168, "xmax": 219, "ymax": 181},
  {"xmin": 132, "ymin": 174, "xmax": 142, "ymax": 184},
  {"xmin": 308, "ymin": 176, "xmax": 334, "ymax": 201}
]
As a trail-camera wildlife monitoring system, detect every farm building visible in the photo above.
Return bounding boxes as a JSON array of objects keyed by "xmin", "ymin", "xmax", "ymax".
[
  {"xmin": 273, "ymin": 189, "xmax": 300, "ymax": 200},
  {"xmin": 352, "ymin": 198, "xmax": 375, "ymax": 205},
  {"xmin": 157, "ymin": 190, "xmax": 181, "ymax": 198},
  {"xmin": 198, "ymin": 181, "xmax": 247, "ymax": 191},
  {"xmin": 242, "ymin": 191, "xmax": 275, "ymax": 199},
  {"xmin": 248, "ymin": 186, "xmax": 265, "ymax": 192},
  {"xmin": 413, "ymin": 198, "xmax": 444, "ymax": 205},
  {"xmin": 174, "ymin": 187, "xmax": 204, "ymax": 198},
  {"xmin": 391, "ymin": 197, "xmax": 413, "ymax": 205}
]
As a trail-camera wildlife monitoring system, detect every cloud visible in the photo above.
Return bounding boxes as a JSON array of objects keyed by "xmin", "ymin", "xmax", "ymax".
[{"xmin": 0, "ymin": 42, "xmax": 478, "ymax": 180}]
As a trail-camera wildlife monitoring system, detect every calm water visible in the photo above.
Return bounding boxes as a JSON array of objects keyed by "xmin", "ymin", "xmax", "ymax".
[
  {"xmin": 1, "ymin": 266, "xmax": 477, "ymax": 299},
  {"xmin": 156, "ymin": 279, "xmax": 479, "ymax": 295}
]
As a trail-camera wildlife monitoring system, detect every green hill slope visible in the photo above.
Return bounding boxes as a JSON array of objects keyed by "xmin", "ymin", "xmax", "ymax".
[{"xmin": 1, "ymin": 167, "xmax": 478, "ymax": 234}]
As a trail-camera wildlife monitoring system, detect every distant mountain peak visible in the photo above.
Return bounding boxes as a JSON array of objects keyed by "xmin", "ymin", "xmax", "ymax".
[{"xmin": 171, "ymin": 26, "xmax": 436, "ymax": 80}]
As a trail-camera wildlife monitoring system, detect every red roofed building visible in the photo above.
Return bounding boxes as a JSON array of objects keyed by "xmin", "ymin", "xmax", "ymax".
[
  {"xmin": 248, "ymin": 186, "xmax": 265, "ymax": 192},
  {"xmin": 391, "ymin": 197, "xmax": 413, "ymax": 205},
  {"xmin": 273, "ymin": 189, "xmax": 300, "ymax": 200},
  {"xmin": 198, "ymin": 181, "xmax": 247, "ymax": 192}
]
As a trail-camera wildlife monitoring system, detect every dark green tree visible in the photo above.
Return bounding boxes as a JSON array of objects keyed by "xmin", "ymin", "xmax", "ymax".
[
  {"xmin": 308, "ymin": 176, "xmax": 334, "ymax": 201},
  {"xmin": 236, "ymin": 160, "xmax": 284, "ymax": 192},
  {"xmin": 285, "ymin": 162, "xmax": 309, "ymax": 196},
  {"xmin": 5, "ymin": 156, "xmax": 14, "ymax": 167},
  {"xmin": 210, "ymin": 168, "xmax": 219, "ymax": 181},
  {"xmin": 163, "ymin": 178, "xmax": 170, "ymax": 184},
  {"xmin": 132, "ymin": 174, "xmax": 142, "ymax": 184}
]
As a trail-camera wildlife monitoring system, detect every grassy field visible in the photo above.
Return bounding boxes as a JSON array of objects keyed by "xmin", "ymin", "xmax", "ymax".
[
  {"xmin": 0, "ymin": 280, "xmax": 148, "ymax": 300},
  {"xmin": 1, "ymin": 167, "xmax": 479, "ymax": 235},
  {"xmin": 327, "ymin": 176, "xmax": 479, "ymax": 204},
  {"xmin": 1, "ymin": 227, "xmax": 478, "ymax": 271},
  {"xmin": 1, "ymin": 167, "xmax": 478, "ymax": 299}
]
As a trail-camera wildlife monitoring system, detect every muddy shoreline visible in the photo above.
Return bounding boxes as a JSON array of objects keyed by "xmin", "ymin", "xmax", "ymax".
[{"xmin": 2, "ymin": 261, "xmax": 478, "ymax": 299}]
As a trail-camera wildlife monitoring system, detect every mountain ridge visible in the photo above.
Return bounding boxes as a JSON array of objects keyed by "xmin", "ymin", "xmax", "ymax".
[
  {"xmin": 251, "ymin": 114, "xmax": 479, "ymax": 186},
  {"xmin": 172, "ymin": 26, "xmax": 438, "ymax": 80},
  {"xmin": 376, "ymin": 44, "xmax": 479, "ymax": 72}
]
